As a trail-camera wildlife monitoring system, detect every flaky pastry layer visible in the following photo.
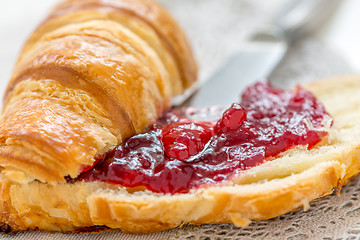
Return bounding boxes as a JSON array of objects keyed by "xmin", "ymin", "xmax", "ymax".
[{"xmin": 0, "ymin": 0, "xmax": 197, "ymax": 183}]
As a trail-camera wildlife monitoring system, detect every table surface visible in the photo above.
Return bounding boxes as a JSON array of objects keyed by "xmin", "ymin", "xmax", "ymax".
[{"xmin": 1, "ymin": 0, "xmax": 360, "ymax": 239}]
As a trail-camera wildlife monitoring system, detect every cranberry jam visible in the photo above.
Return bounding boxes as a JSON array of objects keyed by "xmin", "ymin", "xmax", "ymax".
[{"xmin": 74, "ymin": 82, "xmax": 332, "ymax": 194}]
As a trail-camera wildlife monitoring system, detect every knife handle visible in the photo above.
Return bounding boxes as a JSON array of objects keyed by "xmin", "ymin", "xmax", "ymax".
[{"xmin": 272, "ymin": 0, "xmax": 343, "ymax": 42}]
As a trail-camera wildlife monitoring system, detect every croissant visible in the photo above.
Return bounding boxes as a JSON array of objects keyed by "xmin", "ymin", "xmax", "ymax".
[
  {"xmin": 1, "ymin": 0, "xmax": 360, "ymax": 236},
  {"xmin": 0, "ymin": 0, "xmax": 197, "ymax": 184}
]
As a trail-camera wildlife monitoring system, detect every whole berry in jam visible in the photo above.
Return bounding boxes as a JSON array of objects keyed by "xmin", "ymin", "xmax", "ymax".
[
  {"xmin": 161, "ymin": 122, "xmax": 213, "ymax": 161},
  {"xmin": 214, "ymin": 103, "xmax": 247, "ymax": 134}
]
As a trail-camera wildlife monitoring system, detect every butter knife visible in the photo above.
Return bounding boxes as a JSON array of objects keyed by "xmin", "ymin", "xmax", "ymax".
[{"xmin": 176, "ymin": 0, "xmax": 342, "ymax": 108}]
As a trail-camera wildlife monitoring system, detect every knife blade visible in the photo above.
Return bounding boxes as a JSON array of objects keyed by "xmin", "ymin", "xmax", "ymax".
[
  {"xmin": 183, "ymin": 33, "xmax": 287, "ymax": 107},
  {"xmin": 176, "ymin": 0, "xmax": 343, "ymax": 108}
]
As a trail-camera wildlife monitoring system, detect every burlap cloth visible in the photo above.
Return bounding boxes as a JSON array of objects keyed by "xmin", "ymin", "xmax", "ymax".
[{"xmin": 1, "ymin": 0, "xmax": 358, "ymax": 239}]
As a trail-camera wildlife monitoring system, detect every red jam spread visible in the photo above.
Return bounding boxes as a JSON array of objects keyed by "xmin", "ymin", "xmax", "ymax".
[{"xmin": 72, "ymin": 82, "xmax": 332, "ymax": 194}]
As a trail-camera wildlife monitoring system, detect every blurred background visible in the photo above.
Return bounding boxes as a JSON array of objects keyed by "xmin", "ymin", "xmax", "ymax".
[{"xmin": 1, "ymin": 0, "xmax": 360, "ymax": 97}]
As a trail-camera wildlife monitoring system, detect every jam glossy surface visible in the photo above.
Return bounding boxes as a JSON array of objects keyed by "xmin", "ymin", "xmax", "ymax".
[{"xmin": 74, "ymin": 82, "xmax": 332, "ymax": 194}]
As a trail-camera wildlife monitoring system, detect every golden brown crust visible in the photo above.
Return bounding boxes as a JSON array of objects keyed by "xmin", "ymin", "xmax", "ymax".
[
  {"xmin": 1, "ymin": 76, "xmax": 360, "ymax": 234},
  {"xmin": 0, "ymin": 161, "xmax": 346, "ymax": 234},
  {"xmin": 0, "ymin": 0, "xmax": 197, "ymax": 184},
  {"xmin": 14, "ymin": 0, "xmax": 197, "ymax": 96}
]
